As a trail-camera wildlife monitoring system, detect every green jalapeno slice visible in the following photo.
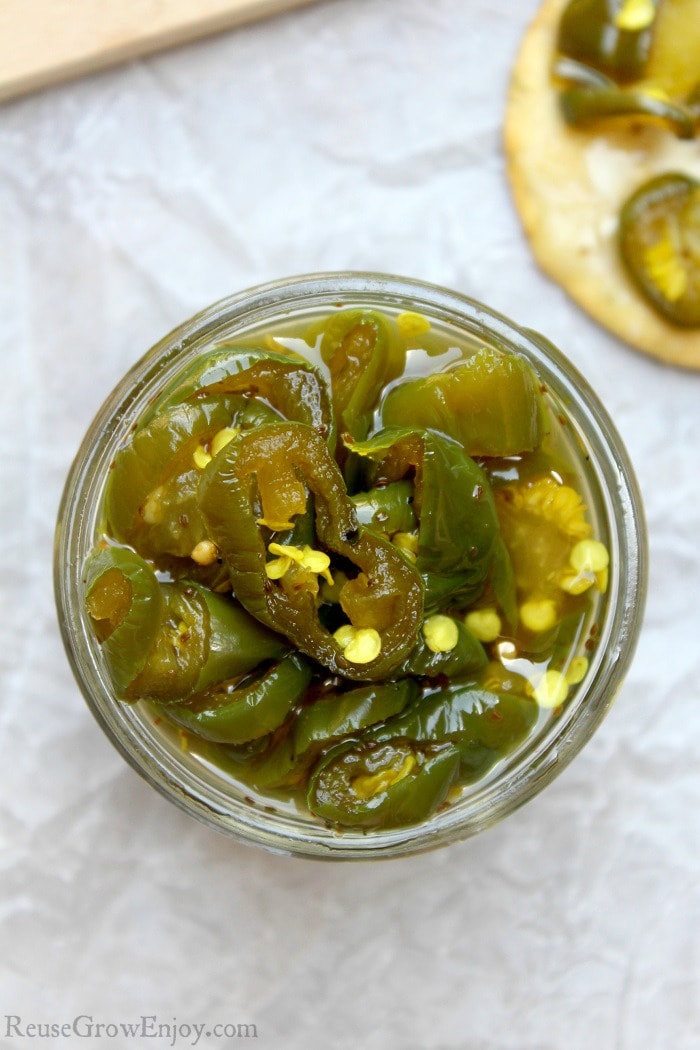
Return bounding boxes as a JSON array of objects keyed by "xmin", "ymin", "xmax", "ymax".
[
  {"xmin": 162, "ymin": 653, "xmax": 312, "ymax": 744},
  {"xmin": 190, "ymin": 585, "xmax": 290, "ymax": 691},
  {"xmin": 350, "ymin": 480, "xmax": 417, "ymax": 536},
  {"xmin": 554, "ymin": 1, "xmax": 700, "ymax": 137},
  {"xmin": 292, "ymin": 679, "xmax": 418, "ymax": 758},
  {"xmin": 557, "ymin": 0, "xmax": 659, "ymax": 83},
  {"xmin": 307, "ymin": 739, "xmax": 461, "ymax": 828},
  {"xmin": 308, "ymin": 309, "xmax": 405, "ymax": 442},
  {"xmin": 105, "ymin": 396, "xmax": 271, "ymax": 560},
  {"xmin": 192, "ymin": 729, "xmax": 306, "ymax": 793},
  {"xmin": 558, "ymin": 84, "xmax": 696, "ymax": 137},
  {"xmin": 198, "ymin": 421, "xmax": 424, "ymax": 680},
  {"xmin": 125, "ymin": 582, "xmax": 287, "ymax": 703},
  {"xmin": 380, "ymin": 347, "xmax": 548, "ymax": 457},
  {"xmin": 147, "ymin": 346, "xmax": 305, "ymax": 417},
  {"xmin": 619, "ymin": 172, "xmax": 700, "ymax": 326},
  {"xmin": 84, "ymin": 547, "xmax": 164, "ymax": 693},
  {"xmin": 367, "ymin": 680, "xmax": 538, "ymax": 780},
  {"xmin": 85, "ymin": 547, "xmax": 289, "ymax": 701},
  {"xmin": 191, "ymin": 680, "xmax": 419, "ymax": 792},
  {"xmin": 189, "ymin": 351, "xmax": 336, "ymax": 449},
  {"xmin": 118, "ymin": 580, "xmax": 207, "ymax": 701},
  {"xmin": 349, "ymin": 427, "xmax": 503, "ymax": 607}
]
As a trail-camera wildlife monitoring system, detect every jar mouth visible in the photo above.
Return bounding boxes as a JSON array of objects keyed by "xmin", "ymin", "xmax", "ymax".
[{"xmin": 54, "ymin": 271, "xmax": 648, "ymax": 860}]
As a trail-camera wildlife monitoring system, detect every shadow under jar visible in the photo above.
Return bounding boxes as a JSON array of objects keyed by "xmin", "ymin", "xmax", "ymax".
[{"xmin": 55, "ymin": 272, "xmax": 647, "ymax": 859}]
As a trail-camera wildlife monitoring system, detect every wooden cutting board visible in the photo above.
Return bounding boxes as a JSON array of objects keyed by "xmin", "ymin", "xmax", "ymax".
[{"xmin": 0, "ymin": 0, "xmax": 320, "ymax": 103}]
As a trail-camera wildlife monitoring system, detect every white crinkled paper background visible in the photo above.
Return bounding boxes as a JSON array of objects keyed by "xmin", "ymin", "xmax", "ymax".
[{"xmin": 1, "ymin": 1, "xmax": 698, "ymax": 1048}]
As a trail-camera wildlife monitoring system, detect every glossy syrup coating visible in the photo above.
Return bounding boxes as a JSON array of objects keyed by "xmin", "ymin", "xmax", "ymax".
[{"xmin": 83, "ymin": 306, "xmax": 609, "ymax": 830}]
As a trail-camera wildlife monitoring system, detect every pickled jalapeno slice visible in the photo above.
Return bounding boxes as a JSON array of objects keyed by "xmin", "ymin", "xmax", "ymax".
[
  {"xmin": 558, "ymin": 84, "xmax": 697, "ymax": 138},
  {"xmin": 307, "ymin": 740, "xmax": 461, "ymax": 829},
  {"xmin": 84, "ymin": 546, "xmax": 163, "ymax": 693},
  {"xmin": 292, "ymin": 679, "xmax": 418, "ymax": 758},
  {"xmin": 197, "ymin": 421, "xmax": 425, "ymax": 680},
  {"xmin": 619, "ymin": 172, "xmax": 700, "ymax": 326},
  {"xmin": 557, "ymin": 0, "xmax": 659, "ymax": 83},
  {"xmin": 310, "ymin": 309, "xmax": 405, "ymax": 442},
  {"xmin": 162, "ymin": 653, "xmax": 313, "ymax": 744},
  {"xmin": 380, "ymin": 346, "xmax": 548, "ymax": 457},
  {"xmin": 348, "ymin": 425, "xmax": 506, "ymax": 608},
  {"xmin": 553, "ymin": 0, "xmax": 699, "ymax": 139}
]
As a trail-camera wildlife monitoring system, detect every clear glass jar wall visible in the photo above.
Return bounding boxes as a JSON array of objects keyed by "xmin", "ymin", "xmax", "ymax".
[{"xmin": 54, "ymin": 273, "xmax": 647, "ymax": 859}]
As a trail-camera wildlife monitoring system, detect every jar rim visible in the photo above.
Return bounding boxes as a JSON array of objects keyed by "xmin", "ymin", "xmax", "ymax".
[{"xmin": 54, "ymin": 271, "xmax": 648, "ymax": 860}]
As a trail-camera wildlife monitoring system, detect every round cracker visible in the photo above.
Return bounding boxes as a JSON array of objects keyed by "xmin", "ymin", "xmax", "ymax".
[{"xmin": 505, "ymin": 0, "xmax": 700, "ymax": 370}]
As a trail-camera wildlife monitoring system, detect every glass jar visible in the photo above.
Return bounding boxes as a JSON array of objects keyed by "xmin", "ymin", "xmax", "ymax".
[{"xmin": 54, "ymin": 272, "xmax": 647, "ymax": 859}]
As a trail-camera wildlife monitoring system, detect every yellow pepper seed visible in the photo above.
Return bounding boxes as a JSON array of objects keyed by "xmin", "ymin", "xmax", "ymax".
[
  {"xmin": 422, "ymin": 614, "xmax": 459, "ymax": 653},
  {"xmin": 333, "ymin": 624, "xmax": 357, "ymax": 649},
  {"xmin": 569, "ymin": 539, "xmax": 610, "ymax": 575},
  {"xmin": 210, "ymin": 426, "xmax": 240, "ymax": 457},
  {"xmin": 266, "ymin": 543, "xmax": 333, "ymax": 585},
  {"xmin": 352, "ymin": 754, "xmax": 416, "ymax": 800},
  {"xmin": 268, "ymin": 542, "xmax": 299, "ymax": 559},
  {"xmin": 558, "ymin": 569, "xmax": 594, "ymax": 596},
  {"xmin": 169, "ymin": 620, "xmax": 191, "ymax": 650},
  {"xmin": 141, "ymin": 486, "xmax": 165, "ymax": 524},
  {"xmin": 465, "ymin": 608, "xmax": 502, "ymax": 643},
  {"xmin": 265, "ymin": 555, "xmax": 293, "ymax": 580},
  {"xmin": 520, "ymin": 598, "xmax": 558, "ymax": 633},
  {"xmin": 565, "ymin": 656, "xmax": 589, "ymax": 685},
  {"xmin": 614, "ymin": 0, "xmax": 656, "ymax": 32},
  {"xmin": 643, "ymin": 236, "xmax": 687, "ymax": 302},
  {"xmin": 256, "ymin": 516, "xmax": 296, "ymax": 530},
  {"xmin": 534, "ymin": 669, "xmax": 569, "ymax": 709},
  {"xmin": 299, "ymin": 549, "xmax": 329, "ymax": 573},
  {"xmin": 190, "ymin": 539, "xmax": 219, "ymax": 566},
  {"xmin": 343, "ymin": 628, "xmax": 382, "ymax": 664},
  {"xmin": 397, "ymin": 311, "xmax": 431, "ymax": 337},
  {"xmin": 392, "ymin": 531, "xmax": 420, "ymax": 559},
  {"xmin": 193, "ymin": 445, "xmax": 212, "ymax": 470},
  {"xmin": 298, "ymin": 546, "xmax": 333, "ymax": 584}
]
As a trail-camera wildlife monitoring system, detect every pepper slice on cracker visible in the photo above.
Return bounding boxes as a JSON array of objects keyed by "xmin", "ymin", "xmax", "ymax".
[{"xmin": 505, "ymin": 0, "xmax": 700, "ymax": 369}]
